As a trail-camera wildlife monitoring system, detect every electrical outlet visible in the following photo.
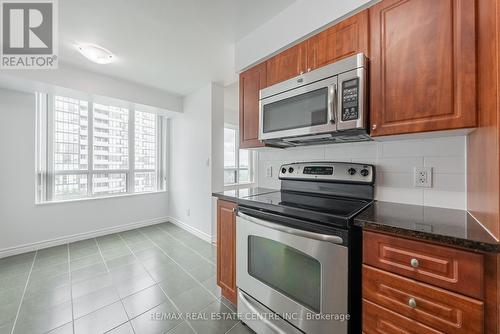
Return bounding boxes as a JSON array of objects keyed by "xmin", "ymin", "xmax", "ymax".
[
  {"xmin": 266, "ymin": 165, "xmax": 273, "ymax": 178},
  {"xmin": 414, "ymin": 167, "xmax": 432, "ymax": 188},
  {"xmin": 186, "ymin": 208, "xmax": 190, "ymax": 217}
]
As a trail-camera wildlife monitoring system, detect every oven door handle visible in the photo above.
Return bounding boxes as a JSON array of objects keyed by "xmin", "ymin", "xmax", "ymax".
[{"xmin": 237, "ymin": 211, "xmax": 344, "ymax": 245}]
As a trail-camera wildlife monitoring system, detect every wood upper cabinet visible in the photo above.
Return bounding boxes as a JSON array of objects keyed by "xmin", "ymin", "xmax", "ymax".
[
  {"xmin": 239, "ymin": 63, "xmax": 266, "ymax": 149},
  {"xmin": 266, "ymin": 9, "xmax": 369, "ymax": 85},
  {"xmin": 307, "ymin": 9, "xmax": 369, "ymax": 71},
  {"xmin": 266, "ymin": 42, "xmax": 307, "ymax": 86},
  {"xmin": 216, "ymin": 200, "xmax": 237, "ymax": 304},
  {"xmin": 369, "ymin": 0, "xmax": 477, "ymax": 136}
]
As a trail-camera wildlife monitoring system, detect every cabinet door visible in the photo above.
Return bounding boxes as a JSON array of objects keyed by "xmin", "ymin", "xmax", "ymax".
[
  {"xmin": 216, "ymin": 200, "xmax": 237, "ymax": 304},
  {"xmin": 239, "ymin": 63, "xmax": 266, "ymax": 149},
  {"xmin": 307, "ymin": 10, "xmax": 369, "ymax": 71},
  {"xmin": 266, "ymin": 42, "xmax": 307, "ymax": 86},
  {"xmin": 369, "ymin": 0, "xmax": 476, "ymax": 136}
]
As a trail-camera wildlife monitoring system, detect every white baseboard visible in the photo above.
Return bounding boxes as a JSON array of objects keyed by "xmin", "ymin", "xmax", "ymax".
[
  {"xmin": 0, "ymin": 216, "xmax": 169, "ymax": 259},
  {"xmin": 167, "ymin": 216, "xmax": 213, "ymax": 243}
]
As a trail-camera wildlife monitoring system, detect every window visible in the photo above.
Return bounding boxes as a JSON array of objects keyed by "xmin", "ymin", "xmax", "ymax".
[
  {"xmin": 224, "ymin": 127, "xmax": 254, "ymax": 185},
  {"xmin": 36, "ymin": 94, "xmax": 168, "ymax": 202}
]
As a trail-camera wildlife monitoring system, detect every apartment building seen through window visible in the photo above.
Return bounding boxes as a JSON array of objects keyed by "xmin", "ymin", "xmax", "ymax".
[
  {"xmin": 36, "ymin": 94, "xmax": 168, "ymax": 203},
  {"xmin": 224, "ymin": 126, "xmax": 254, "ymax": 185}
]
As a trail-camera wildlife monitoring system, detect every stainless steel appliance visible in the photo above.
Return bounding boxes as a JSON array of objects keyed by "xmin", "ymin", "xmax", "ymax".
[
  {"xmin": 259, "ymin": 53, "xmax": 369, "ymax": 147},
  {"xmin": 236, "ymin": 162, "xmax": 374, "ymax": 334}
]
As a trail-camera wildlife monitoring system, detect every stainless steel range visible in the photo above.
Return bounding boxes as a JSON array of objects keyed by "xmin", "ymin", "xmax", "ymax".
[{"xmin": 236, "ymin": 162, "xmax": 375, "ymax": 334}]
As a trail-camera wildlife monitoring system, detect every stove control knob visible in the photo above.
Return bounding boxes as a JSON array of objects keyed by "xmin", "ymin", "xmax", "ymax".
[
  {"xmin": 281, "ymin": 167, "xmax": 287, "ymax": 174},
  {"xmin": 288, "ymin": 167, "xmax": 294, "ymax": 173},
  {"xmin": 347, "ymin": 168, "xmax": 356, "ymax": 176},
  {"xmin": 360, "ymin": 169, "xmax": 370, "ymax": 177}
]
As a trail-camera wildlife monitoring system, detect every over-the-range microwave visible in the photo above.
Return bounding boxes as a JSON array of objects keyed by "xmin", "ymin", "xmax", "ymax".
[{"xmin": 259, "ymin": 53, "xmax": 369, "ymax": 147}]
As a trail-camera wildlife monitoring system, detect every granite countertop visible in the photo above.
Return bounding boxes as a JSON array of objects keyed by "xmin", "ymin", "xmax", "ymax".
[
  {"xmin": 212, "ymin": 187, "xmax": 278, "ymax": 202},
  {"xmin": 354, "ymin": 201, "xmax": 500, "ymax": 252}
]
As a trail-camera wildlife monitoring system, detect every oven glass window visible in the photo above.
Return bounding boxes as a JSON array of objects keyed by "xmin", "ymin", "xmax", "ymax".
[
  {"xmin": 248, "ymin": 236, "xmax": 321, "ymax": 313},
  {"xmin": 262, "ymin": 87, "xmax": 328, "ymax": 133}
]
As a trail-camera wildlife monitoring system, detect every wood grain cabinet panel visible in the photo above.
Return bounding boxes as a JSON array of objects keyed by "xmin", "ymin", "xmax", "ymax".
[
  {"xmin": 363, "ymin": 265, "xmax": 484, "ymax": 333},
  {"xmin": 363, "ymin": 299, "xmax": 444, "ymax": 334},
  {"xmin": 307, "ymin": 10, "xmax": 369, "ymax": 71},
  {"xmin": 363, "ymin": 231, "xmax": 484, "ymax": 299},
  {"xmin": 216, "ymin": 200, "xmax": 237, "ymax": 304},
  {"xmin": 239, "ymin": 63, "xmax": 266, "ymax": 149},
  {"xmin": 266, "ymin": 42, "xmax": 307, "ymax": 86},
  {"xmin": 369, "ymin": 0, "xmax": 477, "ymax": 136}
]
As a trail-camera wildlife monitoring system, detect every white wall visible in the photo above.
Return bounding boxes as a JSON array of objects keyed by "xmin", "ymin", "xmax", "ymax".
[
  {"xmin": 0, "ymin": 88, "xmax": 169, "ymax": 256},
  {"xmin": 224, "ymin": 82, "xmax": 239, "ymax": 126},
  {"xmin": 235, "ymin": 0, "xmax": 377, "ymax": 71},
  {"xmin": 169, "ymin": 83, "xmax": 224, "ymax": 241},
  {"xmin": 258, "ymin": 136, "xmax": 467, "ymax": 209}
]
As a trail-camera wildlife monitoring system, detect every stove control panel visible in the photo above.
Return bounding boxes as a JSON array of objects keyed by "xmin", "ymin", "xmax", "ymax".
[{"xmin": 279, "ymin": 162, "xmax": 374, "ymax": 184}]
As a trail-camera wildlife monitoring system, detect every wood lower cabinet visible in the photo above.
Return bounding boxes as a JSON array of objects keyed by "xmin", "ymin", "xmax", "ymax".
[
  {"xmin": 363, "ymin": 231, "xmax": 486, "ymax": 333},
  {"xmin": 363, "ymin": 265, "xmax": 484, "ymax": 334},
  {"xmin": 307, "ymin": 9, "xmax": 369, "ymax": 71},
  {"xmin": 239, "ymin": 63, "xmax": 266, "ymax": 149},
  {"xmin": 363, "ymin": 230, "xmax": 484, "ymax": 299},
  {"xmin": 369, "ymin": 0, "xmax": 477, "ymax": 136},
  {"xmin": 216, "ymin": 200, "xmax": 237, "ymax": 304},
  {"xmin": 266, "ymin": 43, "xmax": 307, "ymax": 87},
  {"xmin": 363, "ymin": 299, "xmax": 444, "ymax": 334}
]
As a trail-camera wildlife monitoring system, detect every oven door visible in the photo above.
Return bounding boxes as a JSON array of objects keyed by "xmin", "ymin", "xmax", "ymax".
[
  {"xmin": 236, "ymin": 211, "xmax": 348, "ymax": 334},
  {"xmin": 259, "ymin": 76, "xmax": 338, "ymax": 141}
]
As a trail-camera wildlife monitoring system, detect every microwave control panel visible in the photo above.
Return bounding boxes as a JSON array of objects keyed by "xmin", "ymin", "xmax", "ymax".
[{"xmin": 341, "ymin": 78, "xmax": 360, "ymax": 121}]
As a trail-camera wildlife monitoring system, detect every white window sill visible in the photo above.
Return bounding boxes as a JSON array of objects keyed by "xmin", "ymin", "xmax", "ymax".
[{"xmin": 35, "ymin": 190, "xmax": 168, "ymax": 206}]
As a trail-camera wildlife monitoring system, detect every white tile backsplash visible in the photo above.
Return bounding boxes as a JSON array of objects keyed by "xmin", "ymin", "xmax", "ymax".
[
  {"xmin": 424, "ymin": 156, "xmax": 465, "ymax": 174},
  {"xmin": 257, "ymin": 136, "xmax": 467, "ymax": 209}
]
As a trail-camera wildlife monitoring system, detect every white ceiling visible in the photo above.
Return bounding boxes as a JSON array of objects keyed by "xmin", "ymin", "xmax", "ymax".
[{"xmin": 59, "ymin": 0, "xmax": 297, "ymax": 96}]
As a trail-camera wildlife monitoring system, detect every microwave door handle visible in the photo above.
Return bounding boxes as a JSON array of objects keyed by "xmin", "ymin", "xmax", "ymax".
[{"xmin": 329, "ymin": 83, "xmax": 337, "ymax": 124}]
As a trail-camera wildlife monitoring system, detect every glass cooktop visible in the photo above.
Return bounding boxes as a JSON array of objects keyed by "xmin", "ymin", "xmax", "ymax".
[{"xmin": 238, "ymin": 190, "xmax": 372, "ymax": 227}]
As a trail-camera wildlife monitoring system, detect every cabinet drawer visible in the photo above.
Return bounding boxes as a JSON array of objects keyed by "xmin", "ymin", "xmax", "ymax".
[
  {"xmin": 363, "ymin": 265, "xmax": 484, "ymax": 334},
  {"xmin": 363, "ymin": 231, "xmax": 484, "ymax": 299},
  {"xmin": 363, "ymin": 299, "xmax": 444, "ymax": 334}
]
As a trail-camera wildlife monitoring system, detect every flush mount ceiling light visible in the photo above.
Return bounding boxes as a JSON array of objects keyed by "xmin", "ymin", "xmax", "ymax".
[{"xmin": 76, "ymin": 43, "xmax": 115, "ymax": 64}]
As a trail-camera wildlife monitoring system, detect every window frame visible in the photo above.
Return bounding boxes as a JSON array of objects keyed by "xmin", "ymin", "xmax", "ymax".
[
  {"xmin": 37, "ymin": 93, "xmax": 168, "ymax": 203},
  {"xmin": 224, "ymin": 124, "xmax": 255, "ymax": 187}
]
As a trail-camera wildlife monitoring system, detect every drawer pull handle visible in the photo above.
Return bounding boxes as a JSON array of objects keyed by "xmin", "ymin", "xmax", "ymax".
[
  {"xmin": 410, "ymin": 258, "xmax": 419, "ymax": 268},
  {"xmin": 408, "ymin": 298, "xmax": 417, "ymax": 308}
]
